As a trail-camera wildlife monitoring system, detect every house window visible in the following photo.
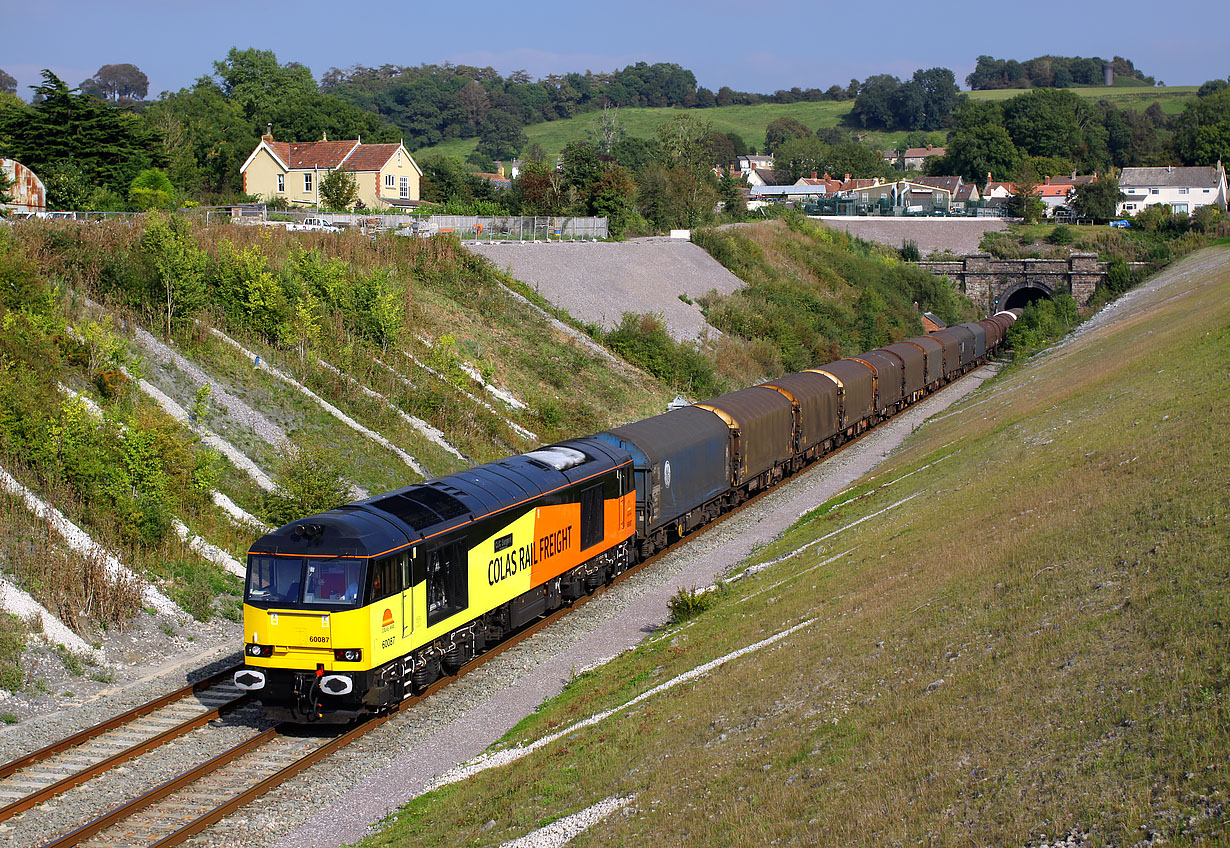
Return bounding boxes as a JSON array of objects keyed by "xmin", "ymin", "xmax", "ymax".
[
  {"xmin": 1173, "ymin": 203, "xmax": 1189, "ymax": 214},
  {"xmin": 1150, "ymin": 188, "xmax": 1159, "ymax": 195},
  {"xmin": 399, "ymin": 176, "xmax": 409, "ymax": 199},
  {"xmin": 384, "ymin": 174, "xmax": 395, "ymax": 189},
  {"xmin": 1179, "ymin": 188, "xmax": 1189, "ymax": 195},
  {"xmin": 1123, "ymin": 204, "xmax": 1136, "ymax": 210},
  {"xmin": 304, "ymin": 173, "xmax": 313, "ymax": 192},
  {"xmin": 277, "ymin": 174, "xmax": 284, "ymax": 192}
]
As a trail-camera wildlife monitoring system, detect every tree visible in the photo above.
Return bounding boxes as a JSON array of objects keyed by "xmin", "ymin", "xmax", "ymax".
[
  {"xmin": 129, "ymin": 168, "xmax": 176, "ymax": 210},
  {"xmin": 1070, "ymin": 171, "xmax": 1125, "ymax": 221},
  {"xmin": 0, "ymin": 71, "xmax": 162, "ymax": 199},
  {"xmin": 942, "ymin": 124, "xmax": 1021, "ymax": 183},
  {"xmin": 764, "ymin": 116, "xmax": 811, "ymax": 153},
  {"xmin": 141, "ymin": 212, "xmax": 207, "ymax": 340},
  {"xmin": 80, "ymin": 64, "xmax": 149, "ymax": 102},
  {"xmin": 910, "ymin": 67, "xmax": 959, "ymax": 130},
  {"xmin": 1002, "ymin": 88, "xmax": 1108, "ymax": 170},
  {"xmin": 0, "ymin": 166, "xmax": 12, "ymax": 205},
  {"xmin": 1173, "ymin": 89, "xmax": 1230, "ymax": 165},
  {"xmin": 1005, "ymin": 165, "xmax": 1044, "ymax": 223},
  {"xmin": 476, "ymin": 110, "xmax": 527, "ymax": 160},
  {"xmin": 318, "ymin": 168, "xmax": 360, "ymax": 210},
  {"xmin": 0, "ymin": 69, "xmax": 15, "ymax": 95},
  {"xmin": 851, "ymin": 75, "xmax": 901, "ymax": 128}
]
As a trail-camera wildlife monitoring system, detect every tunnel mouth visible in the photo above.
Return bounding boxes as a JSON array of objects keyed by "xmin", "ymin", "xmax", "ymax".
[{"xmin": 1002, "ymin": 285, "xmax": 1052, "ymax": 311}]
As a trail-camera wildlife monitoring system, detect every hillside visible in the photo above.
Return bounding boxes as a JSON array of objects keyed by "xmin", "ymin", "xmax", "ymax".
[
  {"xmin": 356, "ymin": 246, "xmax": 1230, "ymax": 846},
  {"xmin": 412, "ymin": 85, "xmax": 1199, "ymax": 160},
  {"xmin": 0, "ymin": 220, "xmax": 674, "ymax": 710}
]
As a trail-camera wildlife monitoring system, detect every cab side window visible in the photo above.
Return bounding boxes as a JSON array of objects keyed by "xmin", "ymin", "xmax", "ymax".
[
  {"xmin": 425, "ymin": 543, "xmax": 467, "ymax": 626},
  {"xmin": 369, "ymin": 555, "xmax": 404, "ymax": 603}
]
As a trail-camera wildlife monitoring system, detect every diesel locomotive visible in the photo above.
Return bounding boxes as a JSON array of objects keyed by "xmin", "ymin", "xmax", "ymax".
[{"xmin": 235, "ymin": 312, "xmax": 1019, "ymax": 722}]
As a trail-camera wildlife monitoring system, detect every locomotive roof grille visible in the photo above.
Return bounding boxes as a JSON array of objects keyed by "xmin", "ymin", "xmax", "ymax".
[
  {"xmin": 523, "ymin": 445, "xmax": 589, "ymax": 471},
  {"xmin": 369, "ymin": 486, "xmax": 469, "ymax": 530}
]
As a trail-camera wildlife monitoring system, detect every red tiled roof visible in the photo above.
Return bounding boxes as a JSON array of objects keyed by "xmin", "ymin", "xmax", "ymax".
[
  {"xmin": 1035, "ymin": 184, "xmax": 1073, "ymax": 197},
  {"xmin": 285, "ymin": 140, "xmax": 360, "ymax": 169},
  {"xmin": 343, "ymin": 143, "xmax": 402, "ymax": 171}
]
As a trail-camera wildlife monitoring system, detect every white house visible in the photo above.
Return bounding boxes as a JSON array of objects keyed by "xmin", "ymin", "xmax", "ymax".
[
  {"xmin": 1117, "ymin": 162, "xmax": 1227, "ymax": 216},
  {"xmin": 736, "ymin": 154, "xmax": 774, "ymax": 176}
]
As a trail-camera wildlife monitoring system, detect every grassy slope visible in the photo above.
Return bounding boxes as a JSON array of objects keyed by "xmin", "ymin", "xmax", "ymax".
[
  {"xmin": 1, "ymin": 223, "xmax": 674, "ymax": 629},
  {"xmin": 412, "ymin": 86, "xmax": 1198, "ymax": 160},
  {"xmin": 357, "ymin": 246, "xmax": 1229, "ymax": 846}
]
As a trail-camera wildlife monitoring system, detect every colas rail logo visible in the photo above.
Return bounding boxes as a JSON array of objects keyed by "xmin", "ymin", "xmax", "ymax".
[{"xmin": 382, "ymin": 608, "xmax": 394, "ymax": 631}]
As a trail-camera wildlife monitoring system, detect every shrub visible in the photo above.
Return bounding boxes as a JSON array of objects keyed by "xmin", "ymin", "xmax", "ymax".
[
  {"xmin": 1046, "ymin": 224, "xmax": 1074, "ymax": 245},
  {"xmin": 899, "ymin": 239, "xmax": 921, "ymax": 262},
  {"xmin": 603, "ymin": 312, "xmax": 721, "ymax": 398},
  {"xmin": 0, "ymin": 614, "xmax": 26, "ymax": 692},
  {"xmin": 261, "ymin": 435, "xmax": 352, "ymax": 526},
  {"xmin": 667, "ymin": 586, "xmax": 720, "ymax": 625}
]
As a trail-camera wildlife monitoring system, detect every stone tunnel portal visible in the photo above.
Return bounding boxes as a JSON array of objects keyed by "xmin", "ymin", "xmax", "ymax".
[{"xmin": 1002, "ymin": 284, "xmax": 1053, "ymax": 312}]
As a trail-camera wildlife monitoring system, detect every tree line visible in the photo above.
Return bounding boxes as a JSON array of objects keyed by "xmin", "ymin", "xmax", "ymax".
[{"xmin": 966, "ymin": 55, "xmax": 1155, "ymax": 90}]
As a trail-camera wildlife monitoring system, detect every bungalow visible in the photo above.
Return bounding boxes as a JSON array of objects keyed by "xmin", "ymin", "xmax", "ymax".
[
  {"xmin": 1117, "ymin": 162, "xmax": 1227, "ymax": 216},
  {"xmin": 240, "ymin": 131, "xmax": 423, "ymax": 209}
]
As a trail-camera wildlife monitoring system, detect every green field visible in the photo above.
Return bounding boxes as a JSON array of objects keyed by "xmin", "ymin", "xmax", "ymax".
[{"xmin": 411, "ymin": 85, "xmax": 1199, "ymax": 160}]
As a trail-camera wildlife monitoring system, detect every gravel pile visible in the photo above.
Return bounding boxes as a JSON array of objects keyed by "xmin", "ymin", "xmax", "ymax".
[{"xmin": 469, "ymin": 238, "xmax": 745, "ymax": 341}]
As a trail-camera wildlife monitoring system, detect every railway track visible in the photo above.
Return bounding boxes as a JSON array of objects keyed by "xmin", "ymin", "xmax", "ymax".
[{"xmin": 2, "ymin": 363, "xmax": 997, "ymax": 848}]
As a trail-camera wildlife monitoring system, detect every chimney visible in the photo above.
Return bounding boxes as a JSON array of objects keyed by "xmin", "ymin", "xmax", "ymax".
[
  {"xmin": 496, "ymin": 161, "xmax": 505, "ymax": 178},
  {"xmin": 262, "ymin": 124, "xmax": 274, "ymax": 144},
  {"xmin": 811, "ymin": 171, "xmax": 818, "ymax": 180},
  {"xmin": 1044, "ymin": 176, "xmax": 1050, "ymax": 185},
  {"xmin": 1168, "ymin": 164, "xmax": 1172, "ymax": 173},
  {"xmin": 321, "ymin": 131, "xmax": 328, "ymax": 141},
  {"xmin": 844, "ymin": 174, "xmax": 851, "ymax": 182}
]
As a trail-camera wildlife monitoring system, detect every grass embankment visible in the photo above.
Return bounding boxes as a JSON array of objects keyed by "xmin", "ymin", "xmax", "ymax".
[
  {"xmin": 413, "ymin": 86, "xmax": 1198, "ymax": 160},
  {"xmin": 692, "ymin": 217, "xmax": 978, "ymax": 375},
  {"xmin": 358, "ymin": 246, "xmax": 1229, "ymax": 846},
  {"xmin": 0, "ymin": 221, "xmax": 674, "ymax": 647}
]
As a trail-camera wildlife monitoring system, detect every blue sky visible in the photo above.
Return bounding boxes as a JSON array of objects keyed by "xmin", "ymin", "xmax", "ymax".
[{"xmin": 3, "ymin": 0, "xmax": 1227, "ymax": 100}]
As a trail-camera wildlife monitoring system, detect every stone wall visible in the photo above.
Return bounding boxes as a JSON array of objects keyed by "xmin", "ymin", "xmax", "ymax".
[{"xmin": 917, "ymin": 252, "xmax": 1107, "ymax": 313}]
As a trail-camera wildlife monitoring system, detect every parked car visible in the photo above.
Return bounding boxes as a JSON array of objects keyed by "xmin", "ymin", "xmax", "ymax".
[{"xmin": 288, "ymin": 217, "xmax": 340, "ymax": 233}]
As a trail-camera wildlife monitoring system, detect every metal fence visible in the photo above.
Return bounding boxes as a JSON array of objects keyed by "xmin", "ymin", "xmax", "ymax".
[{"xmin": 205, "ymin": 208, "xmax": 608, "ymax": 241}]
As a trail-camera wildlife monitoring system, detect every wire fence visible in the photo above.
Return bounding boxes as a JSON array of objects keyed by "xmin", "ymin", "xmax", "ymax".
[{"xmin": 203, "ymin": 207, "xmax": 608, "ymax": 241}]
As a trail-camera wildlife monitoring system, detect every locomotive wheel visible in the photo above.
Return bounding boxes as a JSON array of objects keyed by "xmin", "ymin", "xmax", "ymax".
[
  {"xmin": 412, "ymin": 658, "xmax": 441, "ymax": 692},
  {"xmin": 443, "ymin": 641, "xmax": 472, "ymax": 672}
]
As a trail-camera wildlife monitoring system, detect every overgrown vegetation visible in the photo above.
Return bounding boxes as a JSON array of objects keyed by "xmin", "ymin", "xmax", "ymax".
[
  {"xmin": 1004, "ymin": 293, "xmax": 1081, "ymax": 362},
  {"xmin": 0, "ymin": 614, "xmax": 27, "ymax": 691},
  {"xmin": 693, "ymin": 216, "xmax": 976, "ymax": 375}
]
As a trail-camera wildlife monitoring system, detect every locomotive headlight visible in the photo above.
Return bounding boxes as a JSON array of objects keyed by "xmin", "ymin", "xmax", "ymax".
[
  {"xmin": 246, "ymin": 643, "xmax": 273, "ymax": 657},
  {"xmin": 334, "ymin": 648, "xmax": 361, "ymax": 662}
]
